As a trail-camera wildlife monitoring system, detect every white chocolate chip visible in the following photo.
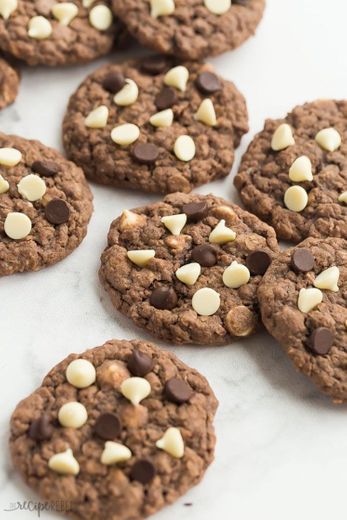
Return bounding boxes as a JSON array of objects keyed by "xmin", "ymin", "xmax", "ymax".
[
  {"xmin": 271, "ymin": 123, "xmax": 295, "ymax": 151},
  {"xmin": 101, "ymin": 441, "xmax": 132, "ymax": 465},
  {"xmin": 150, "ymin": 0, "xmax": 175, "ymax": 18},
  {"xmin": 66, "ymin": 359, "xmax": 96, "ymax": 388},
  {"xmin": 284, "ymin": 185, "xmax": 308, "ymax": 212},
  {"xmin": 83, "ymin": 0, "xmax": 95, "ymax": 5},
  {"xmin": 289, "ymin": 156, "xmax": 313, "ymax": 182},
  {"xmin": 17, "ymin": 174, "xmax": 46, "ymax": 202},
  {"xmin": 338, "ymin": 191, "xmax": 347, "ymax": 203},
  {"xmin": 176, "ymin": 262, "xmax": 201, "ymax": 285},
  {"xmin": 161, "ymin": 213, "xmax": 187, "ymax": 236},
  {"xmin": 52, "ymin": 2, "xmax": 78, "ymax": 25},
  {"xmin": 120, "ymin": 377, "xmax": 151, "ymax": 405},
  {"xmin": 209, "ymin": 219, "xmax": 236, "ymax": 244},
  {"xmin": 195, "ymin": 98, "xmax": 217, "ymax": 127},
  {"xmin": 164, "ymin": 66, "xmax": 189, "ymax": 92},
  {"xmin": 89, "ymin": 4, "xmax": 112, "ymax": 30},
  {"xmin": 119, "ymin": 209, "xmax": 146, "ymax": 230},
  {"xmin": 0, "ymin": 175, "xmax": 9, "ymax": 194},
  {"xmin": 156, "ymin": 427, "xmax": 184, "ymax": 458},
  {"xmin": 150, "ymin": 108, "xmax": 174, "ymax": 128},
  {"xmin": 192, "ymin": 287, "xmax": 220, "ymax": 316},
  {"xmin": 297, "ymin": 287, "xmax": 323, "ymax": 313},
  {"xmin": 58, "ymin": 402, "xmax": 88, "ymax": 429},
  {"xmin": 204, "ymin": 0, "xmax": 230, "ymax": 15},
  {"xmin": 28, "ymin": 16, "xmax": 53, "ymax": 39},
  {"xmin": 127, "ymin": 249, "xmax": 155, "ymax": 267},
  {"xmin": 0, "ymin": 147, "xmax": 22, "ymax": 167},
  {"xmin": 114, "ymin": 79, "xmax": 139, "ymax": 107},
  {"xmin": 85, "ymin": 105, "xmax": 109, "ymax": 128},
  {"xmin": 313, "ymin": 266, "xmax": 340, "ymax": 292},
  {"xmin": 174, "ymin": 135, "xmax": 195, "ymax": 161},
  {"xmin": 48, "ymin": 448, "xmax": 79, "ymax": 475},
  {"xmin": 0, "ymin": 0, "xmax": 17, "ymax": 19},
  {"xmin": 315, "ymin": 127, "xmax": 341, "ymax": 152},
  {"xmin": 111, "ymin": 124, "xmax": 140, "ymax": 146},
  {"xmin": 223, "ymin": 261, "xmax": 250, "ymax": 289},
  {"xmin": 4, "ymin": 212, "xmax": 32, "ymax": 240}
]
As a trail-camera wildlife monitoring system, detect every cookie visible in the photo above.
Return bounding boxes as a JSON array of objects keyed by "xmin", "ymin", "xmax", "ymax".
[
  {"xmin": 0, "ymin": 0, "xmax": 127, "ymax": 66},
  {"xmin": 234, "ymin": 100, "xmax": 347, "ymax": 243},
  {"xmin": 111, "ymin": 0, "xmax": 265, "ymax": 60},
  {"xmin": 0, "ymin": 132, "xmax": 93, "ymax": 276},
  {"xmin": 10, "ymin": 338, "xmax": 218, "ymax": 520},
  {"xmin": 258, "ymin": 237, "xmax": 347, "ymax": 402},
  {"xmin": 63, "ymin": 58, "xmax": 248, "ymax": 193},
  {"xmin": 99, "ymin": 193, "xmax": 279, "ymax": 345},
  {"xmin": 0, "ymin": 57, "xmax": 19, "ymax": 110}
]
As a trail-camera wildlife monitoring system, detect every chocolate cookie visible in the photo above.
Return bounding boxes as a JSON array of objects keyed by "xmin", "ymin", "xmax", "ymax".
[
  {"xmin": 10, "ymin": 339, "xmax": 218, "ymax": 519},
  {"xmin": 0, "ymin": 57, "xmax": 19, "ymax": 110},
  {"xmin": 258, "ymin": 237, "xmax": 347, "ymax": 402},
  {"xmin": 111, "ymin": 0, "xmax": 265, "ymax": 60},
  {"xmin": 0, "ymin": 0, "xmax": 126, "ymax": 66},
  {"xmin": 63, "ymin": 58, "xmax": 248, "ymax": 193},
  {"xmin": 99, "ymin": 193, "xmax": 279, "ymax": 344},
  {"xmin": 0, "ymin": 132, "xmax": 93, "ymax": 276},
  {"xmin": 234, "ymin": 100, "xmax": 347, "ymax": 243}
]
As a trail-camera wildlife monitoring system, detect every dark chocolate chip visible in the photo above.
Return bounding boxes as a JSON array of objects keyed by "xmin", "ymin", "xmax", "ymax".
[
  {"xmin": 102, "ymin": 72, "xmax": 126, "ymax": 94},
  {"xmin": 233, "ymin": 0, "xmax": 249, "ymax": 5},
  {"xmin": 307, "ymin": 327, "xmax": 334, "ymax": 355},
  {"xmin": 32, "ymin": 160, "xmax": 60, "ymax": 177},
  {"xmin": 127, "ymin": 350, "xmax": 154, "ymax": 377},
  {"xmin": 132, "ymin": 143, "xmax": 159, "ymax": 164},
  {"xmin": 191, "ymin": 244, "xmax": 217, "ymax": 267},
  {"xmin": 149, "ymin": 287, "xmax": 178, "ymax": 310},
  {"xmin": 141, "ymin": 56, "xmax": 168, "ymax": 75},
  {"xmin": 93, "ymin": 413, "xmax": 121, "ymax": 440},
  {"xmin": 195, "ymin": 72, "xmax": 221, "ymax": 95},
  {"xmin": 291, "ymin": 249, "xmax": 315, "ymax": 273},
  {"xmin": 182, "ymin": 201, "xmax": 208, "ymax": 222},
  {"xmin": 130, "ymin": 459, "xmax": 156, "ymax": 484},
  {"xmin": 246, "ymin": 250, "xmax": 272, "ymax": 275},
  {"xmin": 45, "ymin": 199, "xmax": 70, "ymax": 225},
  {"xmin": 155, "ymin": 87, "xmax": 177, "ymax": 110},
  {"xmin": 28, "ymin": 414, "xmax": 53, "ymax": 441},
  {"xmin": 164, "ymin": 378, "xmax": 193, "ymax": 404}
]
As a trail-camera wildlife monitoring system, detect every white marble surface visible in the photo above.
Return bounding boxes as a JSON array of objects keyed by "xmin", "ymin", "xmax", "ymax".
[{"xmin": 1, "ymin": 0, "xmax": 347, "ymax": 518}]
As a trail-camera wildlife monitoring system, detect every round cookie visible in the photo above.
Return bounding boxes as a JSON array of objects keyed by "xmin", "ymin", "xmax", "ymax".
[
  {"xmin": 99, "ymin": 193, "xmax": 279, "ymax": 345},
  {"xmin": 0, "ymin": 0, "xmax": 126, "ymax": 66},
  {"xmin": 111, "ymin": 0, "xmax": 265, "ymax": 60},
  {"xmin": 234, "ymin": 100, "xmax": 347, "ymax": 243},
  {"xmin": 258, "ymin": 237, "xmax": 347, "ymax": 402},
  {"xmin": 63, "ymin": 58, "xmax": 248, "ymax": 193},
  {"xmin": 10, "ymin": 339, "xmax": 218, "ymax": 520},
  {"xmin": 0, "ymin": 57, "xmax": 19, "ymax": 110},
  {"xmin": 0, "ymin": 132, "xmax": 93, "ymax": 276}
]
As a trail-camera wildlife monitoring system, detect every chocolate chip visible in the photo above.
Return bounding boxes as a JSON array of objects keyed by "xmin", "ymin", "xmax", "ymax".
[
  {"xmin": 191, "ymin": 244, "xmax": 217, "ymax": 267},
  {"xmin": 246, "ymin": 250, "xmax": 272, "ymax": 275},
  {"xmin": 127, "ymin": 350, "xmax": 154, "ymax": 377},
  {"xmin": 155, "ymin": 87, "xmax": 177, "ymax": 110},
  {"xmin": 149, "ymin": 287, "xmax": 178, "ymax": 310},
  {"xmin": 182, "ymin": 201, "xmax": 208, "ymax": 222},
  {"xmin": 102, "ymin": 72, "xmax": 126, "ymax": 94},
  {"xmin": 28, "ymin": 414, "xmax": 53, "ymax": 441},
  {"xmin": 307, "ymin": 327, "xmax": 334, "ymax": 355},
  {"xmin": 130, "ymin": 459, "xmax": 156, "ymax": 484},
  {"xmin": 132, "ymin": 143, "xmax": 159, "ymax": 164},
  {"xmin": 195, "ymin": 72, "xmax": 221, "ymax": 95},
  {"xmin": 45, "ymin": 199, "xmax": 70, "ymax": 225},
  {"xmin": 164, "ymin": 378, "xmax": 193, "ymax": 404},
  {"xmin": 93, "ymin": 413, "xmax": 121, "ymax": 440},
  {"xmin": 291, "ymin": 248, "xmax": 315, "ymax": 273},
  {"xmin": 32, "ymin": 160, "xmax": 60, "ymax": 177},
  {"xmin": 233, "ymin": 0, "xmax": 248, "ymax": 4},
  {"xmin": 141, "ymin": 56, "xmax": 168, "ymax": 75}
]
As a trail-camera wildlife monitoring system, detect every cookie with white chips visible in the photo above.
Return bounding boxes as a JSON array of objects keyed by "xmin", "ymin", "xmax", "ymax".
[
  {"xmin": 99, "ymin": 193, "xmax": 279, "ymax": 344},
  {"xmin": 10, "ymin": 339, "xmax": 218, "ymax": 520}
]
